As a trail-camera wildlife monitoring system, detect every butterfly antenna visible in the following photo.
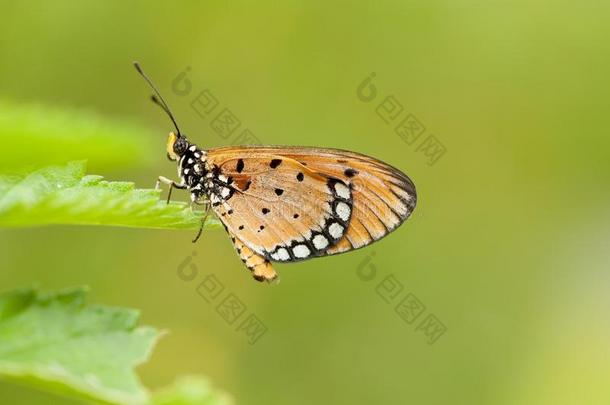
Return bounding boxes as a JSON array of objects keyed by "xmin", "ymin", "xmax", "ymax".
[{"xmin": 133, "ymin": 61, "xmax": 182, "ymax": 137}]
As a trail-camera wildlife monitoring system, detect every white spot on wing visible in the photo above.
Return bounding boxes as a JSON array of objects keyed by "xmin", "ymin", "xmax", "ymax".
[
  {"xmin": 334, "ymin": 183, "xmax": 351, "ymax": 200},
  {"xmin": 221, "ymin": 187, "xmax": 231, "ymax": 198},
  {"xmin": 335, "ymin": 202, "xmax": 351, "ymax": 222},
  {"xmin": 271, "ymin": 247, "xmax": 290, "ymax": 261},
  {"xmin": 312, "ymin": 234, "xmax": 329, "ymax": 250},
  {"xmin": 328, "ymin": 222, "xmax": 344, "ymax": 239},
  {"xmin": 189, "ymin": 145, "xmax": 197, "ymax": 151},
  {"xmin": 218, "ymin": 175, "xmax": 229, "ymax": 183},
  {"xmin": 292, "ymin": 244, "xmax": 311, "ymax": 258}
]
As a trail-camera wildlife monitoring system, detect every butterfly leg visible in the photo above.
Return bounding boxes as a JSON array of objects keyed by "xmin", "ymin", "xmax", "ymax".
[
  {"xmin": 191, "ymin": 202, "xmax": 210, "ymax": 244},
  {"xmin": 228, "ymin": 233, "xmax": 278, "ymax": 283},
  {"xmin": 156, "ymin": 176, "xmax": 187, "ymax": 204}
]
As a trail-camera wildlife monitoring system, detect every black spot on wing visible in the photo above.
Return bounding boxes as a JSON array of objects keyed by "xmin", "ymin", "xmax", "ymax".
[{"xmin": 344, "ymin": 168, "xmax": 358, "ymax": 177}]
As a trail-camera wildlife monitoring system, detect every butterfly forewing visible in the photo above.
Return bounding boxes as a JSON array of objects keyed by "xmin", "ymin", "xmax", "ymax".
[{"xmin": 206, "ymin": 146, "xmax": 416, "ymax": 263}]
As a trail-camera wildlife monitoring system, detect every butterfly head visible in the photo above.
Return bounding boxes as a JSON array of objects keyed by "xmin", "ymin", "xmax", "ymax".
[{"xmin": 166, "ymin": 132, "xmax": 189, "ymax": 161}]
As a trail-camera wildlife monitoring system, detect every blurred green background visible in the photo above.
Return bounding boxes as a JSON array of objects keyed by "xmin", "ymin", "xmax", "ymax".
[{"xmin": 1, "ymin": 1, "xmax": 609, "ymax": 404}]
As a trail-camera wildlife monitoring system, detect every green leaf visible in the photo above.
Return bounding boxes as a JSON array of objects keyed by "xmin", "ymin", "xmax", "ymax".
[
  {"xmin": 0, "ymin": 287, "xmax": 158, "ymax": 405},
  {"xmin": 0, "ymin": 99, "xmax": 156, "ymax": 171},
  {"xmin": 151, "ymin": 376, "xmax": 232, "ymax": 405},
  {"xmin": 0, "ymin": 161, "xmax": 221, "ymax": 230},
  {"xmin": 0, "ymin": 288, "xmax": 233, "ymax": 405}
]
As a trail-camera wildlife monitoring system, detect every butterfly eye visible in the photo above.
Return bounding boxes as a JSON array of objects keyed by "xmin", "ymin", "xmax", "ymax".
[{"xmin": 173, "ymin": 137, "xmax": 188, "ymax": 155}]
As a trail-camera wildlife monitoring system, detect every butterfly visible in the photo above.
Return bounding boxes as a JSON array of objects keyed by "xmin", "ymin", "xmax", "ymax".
[{"xmin": 134, "ymin": 63, "xmax": 417, "ymax": 283}]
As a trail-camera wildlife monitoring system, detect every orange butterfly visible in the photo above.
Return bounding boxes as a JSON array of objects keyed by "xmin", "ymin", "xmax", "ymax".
[{"xmin": 135, "ymin": 63, "xmax": 417, "ymax": 283}]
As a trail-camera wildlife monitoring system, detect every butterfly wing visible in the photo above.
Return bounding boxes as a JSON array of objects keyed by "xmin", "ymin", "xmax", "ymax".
[
  {"xmin": 205, "ymin": 146, "xmax": 416, "ymax": 273},
  {"xmin": 207, "ymin": 150, "xmax": 354, "ymax": 263},
  {"xmin": 270, "ymin": 147, "xmax": 417, "ymax": 255}
]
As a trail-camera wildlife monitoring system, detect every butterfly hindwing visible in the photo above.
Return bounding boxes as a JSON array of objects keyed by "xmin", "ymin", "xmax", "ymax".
[
  {"xmin": 207, "ymin": 151, "xmax": 354, "ymax": 265},
  {"xmin": 206, "ymin": 146, "xmax": 416, "ymax": 267}
]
